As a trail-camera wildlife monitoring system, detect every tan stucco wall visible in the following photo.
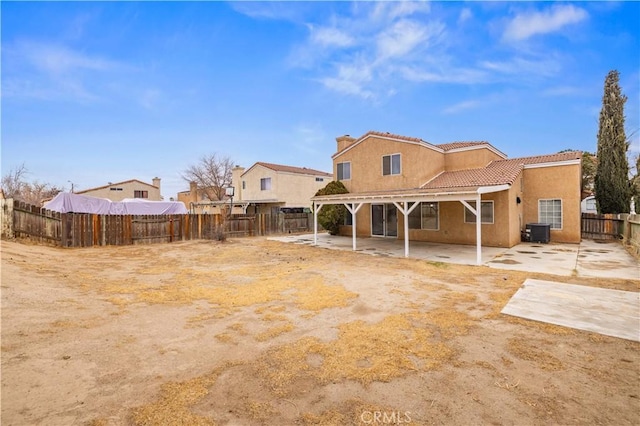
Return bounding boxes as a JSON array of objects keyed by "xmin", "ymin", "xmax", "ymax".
[
  {"xmin": 80, "ymin": 181, "xmax": 161, "ymax": 202},
  {"xmin": 521, "ymin": 164, "xmax": 581, "ymax": 243},
  {"xmin": 444, "ymin": 148, "xmax": 504, "ymax": 171},
  {"xmin": 334, "ymin": 136, "xmax": 445, "ymax": 192},
  {"xmin": 341, "ymin": 191, "xmax": 516, "ymax": 248},
  {"xmin": 398, "ymin": 192, "xmax": 512, "ymax": 247},
  {"xmin": 239, "ymin": 165, "xmax": 331, "ymax": 208}
]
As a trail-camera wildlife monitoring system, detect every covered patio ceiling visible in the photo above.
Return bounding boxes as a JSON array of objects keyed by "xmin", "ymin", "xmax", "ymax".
[{"xmin": 311, "ymin": 184, "xmax": 510, "ymax": 265}]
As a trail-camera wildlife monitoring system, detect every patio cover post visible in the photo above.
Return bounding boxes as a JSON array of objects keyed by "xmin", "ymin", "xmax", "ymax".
[
  {"xmin": 345, "ymin": 203, "xmax": 364, "ymax": 251},
  {"xmin": 392, "ymin": 201, "xmax": 420, "ymax": 257},
  {"xmin": 313, "ymin": 202, "xmax": 324, "ymax": 245},
  {"xmin": 460, "ymin": 199, "xmax": 482, "ymax": 266},
  {"xmin": 475, "ymin": 194, "xmax": 481, "ymax": 265}
]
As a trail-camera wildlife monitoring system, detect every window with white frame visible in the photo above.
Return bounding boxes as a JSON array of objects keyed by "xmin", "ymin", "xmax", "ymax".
[
  {"xmin": 260, "ymin": 177, "xmax": 271, "ymax": 191},
  {"xmin": 464, "ymin": 201, "xmax": 494, "ymax": 224},
  {"xmin": 344, "ymin": 210, "xmax": 353, "ymax": 226},
  {"xmin": 382, "ymin": 154, "xmax": 401, "ymax": 176},
  {"xmin": 539, "ymin": 199, "xmax": 562, "ymax": 229},
  {"xmin": 337, "ymin": 162, "xmax": 351, "ymax": 180},
  {"xmin": 408, "ymin": 202, "xmax": 439, "ymax": 230}
]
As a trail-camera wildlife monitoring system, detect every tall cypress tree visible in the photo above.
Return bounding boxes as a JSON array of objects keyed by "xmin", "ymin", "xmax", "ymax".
[{"xmin": 594, "ymin": 70, "xmax": 631, "ymax": 214}]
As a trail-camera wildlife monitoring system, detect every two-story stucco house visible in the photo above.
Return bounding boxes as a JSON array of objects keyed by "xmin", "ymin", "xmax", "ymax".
[
  {"xmin": 232, "ymin": 162, "xmax": 333, "ymax": 214},
  {"xmin": 76, "ymin": 177, "xmax": 162, "ymax": 201},
  {"xmin": 311, "ymin": 131, "xmax": 582, "ymax": 263}
]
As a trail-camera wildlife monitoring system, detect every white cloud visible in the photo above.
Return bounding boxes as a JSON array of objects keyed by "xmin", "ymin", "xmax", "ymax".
[
  {"xmin": 370, "ymin": 1, "xmax": 431, "ymax": 22},
  {"xmin": 503, "ymin": 5, "xmax": 588, "ymax": 42},
  {"xmin": 376, "ymin": 20, "xmax": 431, "ymax": 60},
  {"xmin": 443, "ymin": 100, "xmax": 482, "ymax": 114},
  {"xmin": 458, "ymin": 8, "xmax": 472, "ymax": 25},
  {"xmin": 17, "ymin": 41, "xmax": 121, "ymax": 74},
  {"xmin": 318, "ymin": 61, "xmax": 375, "ymax": 100},
  {"xmin": 480, "ymin": 56, "xmax": 561, "ymax": 78},
  {"xmin": 399, "ymin": 66, "xmax": 487, "ymax": 85},
  {"xmin": 309, "ymin": 26, "xmax": 355, "ymax": 48}
]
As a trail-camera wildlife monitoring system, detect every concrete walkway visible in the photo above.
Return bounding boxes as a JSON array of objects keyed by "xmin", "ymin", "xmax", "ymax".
[{"xmin": 269, "ymin": 233, "xmax": 640, "ymax": 280}]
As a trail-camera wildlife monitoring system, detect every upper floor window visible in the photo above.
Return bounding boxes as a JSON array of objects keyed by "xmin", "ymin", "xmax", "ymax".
[
  {"xmin": 464, "ymin": 201, "xmax": 494, "ymax": 224},
  {"xmin": 382, "ymin": 154, "xmax": 401, "ymax": 176},
  {"xmin": 539, "ymin": 199, "xmax": 562, "ymax": 229},
  {"xmin": 337, "ymin": 162, "xmax": 351, "ymax": 180},
  {"xmin": 315, "ymin": 177, "xmax": 324, "ymax": 182},
  {"xmin": 242, "ymin": 181, "xmax": 246, "ymax": 190},
  {"xmin": 260, "ymin": 177, "xmax": 271, "ymax": 191},
  {"xmin": 134, "ymin": 190, "xmax": 148, "ymax": 199},
  {"xmin": 110, "ymin": 187, "xmax": 123, "ymax": 191}
]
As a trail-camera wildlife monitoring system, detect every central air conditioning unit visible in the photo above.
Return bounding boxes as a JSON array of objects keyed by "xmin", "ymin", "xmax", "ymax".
[{"xmin": 526, "ymin": 223, "xmax": 551, "ymax": 244}]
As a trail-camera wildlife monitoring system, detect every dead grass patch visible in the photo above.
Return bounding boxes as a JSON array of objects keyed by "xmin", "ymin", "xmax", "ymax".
[
  {"xmin": 130, "ymin": 363, "xmax": 239, "ymax": 426},
  {"xmin": 507, "ymin": 317, "xmax": 576, "ymax": 335},
  {"xmin": 294, "ymin": 276, "xmax": 358, "ymax": 312},
  {"xmin": 301, "ymin": 398, "xmax": 405, "ymax": 426},
  {"xmin": 257, "ymin": 313, "xmax": 456, "ymax": 396},
  {"xmin": 507, "ymin": 337, "xmax": 564, "ymax": 371},
  {"xmin": 260, "ymin": 312, "xmax": 289, "ymax": 322},
  {"xmin": 255, "ymin": 323, "xmax": 295, "ymax": 342},
  {"xmin": 214, "ymin": 333, "xmax": 235, "ymax": 344}
]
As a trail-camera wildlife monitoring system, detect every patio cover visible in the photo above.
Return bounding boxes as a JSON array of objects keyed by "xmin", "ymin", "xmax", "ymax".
[
  {"xmin": 44, "ymin": 192, "xmax": 188, "ymax": 215},
  {"xmin": 311, "ymin": 184, "xmax": 510, "ymax": 265}
]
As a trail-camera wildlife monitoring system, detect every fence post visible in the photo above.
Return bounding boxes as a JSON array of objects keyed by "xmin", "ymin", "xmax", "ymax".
[{"xmin": 1, "ymin": 198, "xmax": 14, "ymax": 240}]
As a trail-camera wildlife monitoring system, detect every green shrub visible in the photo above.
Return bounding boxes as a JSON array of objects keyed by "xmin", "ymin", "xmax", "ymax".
[{"xmin": 314, "ymin": 181, "xmax": 349, "ymax": 235}]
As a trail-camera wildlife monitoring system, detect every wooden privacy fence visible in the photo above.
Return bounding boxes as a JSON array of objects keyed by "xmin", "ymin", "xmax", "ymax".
[
  {"xmin": 581, "ymin": 213, "xmax": 624, "ymax": 240},
  {"xmin": 1, "ymin": 200, "xmax": 313, "ymax": 247}
]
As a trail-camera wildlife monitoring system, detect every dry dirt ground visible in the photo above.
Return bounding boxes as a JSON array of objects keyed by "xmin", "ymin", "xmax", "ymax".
[{"xmin": 1, "ymin": 238, "xmax": 639, "ymax": 426}]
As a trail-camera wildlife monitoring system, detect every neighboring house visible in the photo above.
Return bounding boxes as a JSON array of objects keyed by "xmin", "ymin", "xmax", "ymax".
[
  {"xmin": 231, "ymin": 162, "xmax": 333, "ymax": 214},
  {"xmin": 76, "ymin": 178, "xmax": 163, "ymax": 201},
  {"xmin": 311, "ymin": 131, "xmax": 582, "ymax": 261},
  {"xmin": 177, "ymin": 181, "xmax": 247, "ymax": 214},
  {"xmin": 581, "ymin": 195, "xmax": 597, "ymax": 214}
]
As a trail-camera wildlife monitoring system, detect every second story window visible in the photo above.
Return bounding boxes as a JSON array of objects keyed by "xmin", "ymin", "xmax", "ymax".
[
  {"xmin": 337, "ymin": 162, "xmax": 351, "ymax": 180},
  {"xmin": 315, "ymin": 177, "xmax": 324, "ymax": 182},
  {"xmin": 382, "ymin": 154, "xmax": 401, "ymax": 176},
  {"xmin": 260, "ymin": 177, "xmax": 271, "ymax": 191},
  {"xmin": 134, "ymin": 190, "xmax": 148, "ymax": 198}
]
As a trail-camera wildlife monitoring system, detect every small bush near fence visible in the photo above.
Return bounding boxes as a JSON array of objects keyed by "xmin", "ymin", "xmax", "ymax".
[{"xmin": 0, "ymin": 199, "xmax": 314, "ymax": 248}]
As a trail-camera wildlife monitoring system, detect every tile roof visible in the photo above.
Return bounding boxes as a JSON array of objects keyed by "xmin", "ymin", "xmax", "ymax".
[
  {"xmin": 490, "ymin": 151, "xmax": 582, "ymax": 167},
  {"xmin": 359, "ymin": 130, "xmax": 427, "ymax": 144},
  {"xmin": 422, "ymin": 162, "xmax": 524, "ymax": 190},
  {"xmin": 422, "ymin": 151, "xmax": 581, "ymax": 190},
  {"xmin": 253, "ymin": 162, "xmax": 332, "ymax": 177},
  {"xmin": 436, "ymin": 141, "xmax": 490, "ymax": 151}
]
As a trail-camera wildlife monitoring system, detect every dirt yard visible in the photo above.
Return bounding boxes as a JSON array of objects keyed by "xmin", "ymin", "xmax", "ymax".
[{"xmin": 1, "ymin": 238, "xmax": 639, "ymax": 425}]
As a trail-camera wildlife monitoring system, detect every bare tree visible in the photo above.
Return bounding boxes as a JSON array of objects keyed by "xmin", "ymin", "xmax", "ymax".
[
  {"xmin": 182, "ymin": 153, "xmax": 234, "ymax": 201},
  {"xmin": 1, "ymin": 163, "xmax": 28, "ymax": 199},
  {"xmin": 1, "ymin": 163, "xmax": 64, "ymax": 205}
]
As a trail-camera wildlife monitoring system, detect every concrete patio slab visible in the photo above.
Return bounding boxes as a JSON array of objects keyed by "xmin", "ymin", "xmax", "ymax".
[
  {"xmin": 576, "ymin": 239, "xmax": 640, "ymax": 280},
  {"xmin": 501, "ymin": 279, "xmax": 640, "ymax": 342},
  {"xmin": 269, "ymin": 233, "xmax": 506, "ymax": 265},
  {"xmin": 269, "ymin": 233, "xmax": 640, "ymax": 280},
  {"xmin": 487, "ymin": 242, "xmax": 579, "ymax": 276}
]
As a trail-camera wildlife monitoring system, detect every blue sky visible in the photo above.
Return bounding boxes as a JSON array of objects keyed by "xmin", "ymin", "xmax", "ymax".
[{"xmin": 2, "ymin": 1, "xmax": 639, "ymax": 200}]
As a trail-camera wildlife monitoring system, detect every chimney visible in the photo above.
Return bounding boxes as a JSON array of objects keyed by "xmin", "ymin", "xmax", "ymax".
[
  {"xmin": 232, "ymin": 166, "xmax": 245, "ymax": 201},
  {"xmin": 336, "ymin": 134, "xmax": 356, "ymax": 152},
  {"xmin": 152, "ymin": 177, "xmax": 161, "ymax": 199},
  {"xmin": 189, "ymin": 181, "xmax": 198, "ymax": 203}
]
